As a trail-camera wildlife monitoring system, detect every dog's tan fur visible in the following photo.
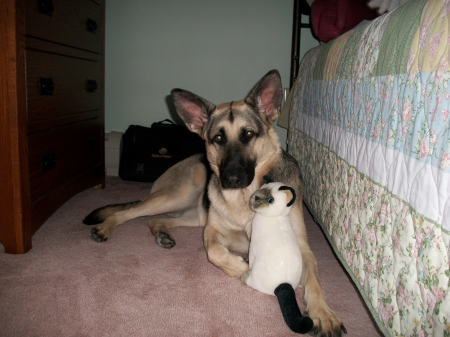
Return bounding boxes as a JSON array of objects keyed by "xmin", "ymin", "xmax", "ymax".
[{"xmin": 84, "ymin": 70, "xmax": 345, "ymax": 336}]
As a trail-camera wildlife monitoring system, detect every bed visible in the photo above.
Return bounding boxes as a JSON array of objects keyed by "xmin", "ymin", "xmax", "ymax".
[{"xmin": 286, "ymin": 0, "xmax": 450, "ymax": 336}]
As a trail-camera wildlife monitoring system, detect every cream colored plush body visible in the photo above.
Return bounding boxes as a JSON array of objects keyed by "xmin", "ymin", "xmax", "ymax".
[{"xmin": 243, "ymin": 182, "xmax": 302, "ymax": 295}]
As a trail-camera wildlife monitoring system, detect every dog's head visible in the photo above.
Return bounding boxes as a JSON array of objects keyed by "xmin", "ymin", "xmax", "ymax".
[
  {"xmin": 171, "ymin": 70, "xmax": 283, "ymax": 189},
  {"xmin": 250, "ymin": 182, "xmax": 296, "ymax": 217}
]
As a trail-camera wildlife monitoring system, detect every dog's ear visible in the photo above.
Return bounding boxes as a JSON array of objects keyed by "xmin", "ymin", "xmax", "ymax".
[
  {"xmin": 245, "ymin": 70, "xmax": 283, "ymax": 127},
  {"xmin": 278, "ymin": 186, "xmax": 296, "ymax": 207},
  {"xmin": 171, "ymin": 89, "xmax": 216, "ymax": 135}
]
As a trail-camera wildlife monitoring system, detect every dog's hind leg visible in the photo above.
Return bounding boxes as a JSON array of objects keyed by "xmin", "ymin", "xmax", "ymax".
[
  {"xmin": 90, "ymin": 184, "xmax": 205, "ymax": 242},
  {"xmin": 89, "ymin": 198, "xmax": 161, "ymax": 242},
  {"xmin": 83, "ymin": 201, "xmax": 141, "ymax": 225},
  {"xmin": 89, "ymin": 154, "xmax": 207, "ymax": 243}
]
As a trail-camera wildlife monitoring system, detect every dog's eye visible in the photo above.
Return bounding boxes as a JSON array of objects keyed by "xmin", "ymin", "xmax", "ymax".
[
  {"xmin": 213, "ymin": 135, "xmax": 223, "ymax": 143},
  {"xmin": 267, "ymin": 197, "xmax": 274, "ymax": 204},
  {"xmin": 245, "ymin": 130, "xmax": 254, "ymax": 138}
]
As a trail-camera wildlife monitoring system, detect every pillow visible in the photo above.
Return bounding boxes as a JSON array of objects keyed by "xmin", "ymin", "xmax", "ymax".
[{"xmin": 311, "ymin": 0, "xmax": 379, "ymax": 42}]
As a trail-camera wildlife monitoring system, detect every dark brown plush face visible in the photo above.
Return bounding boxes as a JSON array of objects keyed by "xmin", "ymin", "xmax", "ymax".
[
  {"xmin": 250, "ymin": 182, "xmax": 296, "ymax": 216},
  {"xmin": 250, "ymin": 186, "xmax": 274, "ymax": 210},
  {"xmin": 171, "ymin": 70, "xmax": 283, "ymax": 189}
]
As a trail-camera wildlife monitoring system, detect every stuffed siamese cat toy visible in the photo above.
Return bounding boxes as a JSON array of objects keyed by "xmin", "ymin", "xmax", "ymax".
[{"xmin": 242, "ymin": 178, "xmax": 313, "ymax": 334}]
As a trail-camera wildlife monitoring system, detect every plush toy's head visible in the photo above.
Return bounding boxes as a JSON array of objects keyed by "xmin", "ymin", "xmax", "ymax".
[{"xmin": 250, "ymin": 182, "xmax": 296, "ymax": 217}]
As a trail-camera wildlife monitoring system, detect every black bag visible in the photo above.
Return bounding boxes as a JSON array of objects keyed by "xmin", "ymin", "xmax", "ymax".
[{"xmin": 118, "ymin": 119, "xmax": 205, "ymax": 182}]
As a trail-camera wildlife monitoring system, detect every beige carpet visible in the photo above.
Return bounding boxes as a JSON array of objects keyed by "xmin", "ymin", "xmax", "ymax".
[{"xmin": 0, "ymin": 176, "xmax": 383, "ymax": 336}]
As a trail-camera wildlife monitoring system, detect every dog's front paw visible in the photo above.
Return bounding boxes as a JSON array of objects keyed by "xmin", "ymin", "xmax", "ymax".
[
  {"xmin": 222, "ymin": 255, "xmax": 249, "ymax": 277},
  {"xmin": 155, "ymin": 231, "xmax": 176, "ymax": 249},
  {"xmin": 90, "ymin": 226, "xmax": 110, "ymax": 242},
  {"xmin": 306, "ymin": 301, "xmax": 346, "ymax": 337},
  {"xmin": 241, "ymin": 270, "xmax": 250, "ymax": 282}
]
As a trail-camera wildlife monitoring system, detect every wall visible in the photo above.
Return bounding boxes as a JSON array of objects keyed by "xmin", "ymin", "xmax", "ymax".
[{"xmin": 105, "ymin": 0, "xmax": 319, "ymax": 149}]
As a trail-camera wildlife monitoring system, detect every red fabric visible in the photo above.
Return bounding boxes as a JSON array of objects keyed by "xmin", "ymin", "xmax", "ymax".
[{"xmin": 311, "ymin": 0, "xmax": 379, "ymax": 42}]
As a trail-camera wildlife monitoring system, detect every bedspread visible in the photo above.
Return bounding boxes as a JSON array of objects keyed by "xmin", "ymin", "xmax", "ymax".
[{"xmin": 288, "ymin": 0, "xmax": 450, "ymax": 336}]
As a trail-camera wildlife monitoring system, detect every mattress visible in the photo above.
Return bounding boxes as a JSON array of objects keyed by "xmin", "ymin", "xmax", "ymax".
[{"xmin": 287, "ymin": 0, "xmax": 450, "ymax": 336}]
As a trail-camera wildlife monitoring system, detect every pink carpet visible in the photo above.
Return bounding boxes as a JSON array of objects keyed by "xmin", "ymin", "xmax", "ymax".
[{"xmin": 0, "ymin": 177, "xmax": 383, "ymax": 336}]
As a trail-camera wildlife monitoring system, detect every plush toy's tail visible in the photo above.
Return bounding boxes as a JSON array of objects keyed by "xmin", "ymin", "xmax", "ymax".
[{"xmin": 274, "ymin": 283, "xmax": 313, "ymax": 334}]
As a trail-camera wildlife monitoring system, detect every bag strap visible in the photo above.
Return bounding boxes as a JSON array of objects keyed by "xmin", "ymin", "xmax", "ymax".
[
  {"xmin": 155, "ymin": 119, "xmax": 175, "ymax": 125},
  {"xmin": 151, "ymin": 119, "xmax": 176, "ymax": 129}
]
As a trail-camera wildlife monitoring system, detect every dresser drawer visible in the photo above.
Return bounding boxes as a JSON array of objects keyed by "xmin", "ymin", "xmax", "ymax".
[
  {"xmin": 26, "ymin": 50, "xmax": 102, "ymax": 122},
  {"xmin": 25, "ymin": 0, "xmax": 102, "ymax": 53},
  {"xmin": 28, "ymin": 116, "xmax": 103, "ymax": 202}
]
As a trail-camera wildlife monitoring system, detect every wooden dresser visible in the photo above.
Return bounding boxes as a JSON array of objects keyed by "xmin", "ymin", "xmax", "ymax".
[{"xmin": 0, "ymin": 0, "xmax": 105, "ymax": 254}]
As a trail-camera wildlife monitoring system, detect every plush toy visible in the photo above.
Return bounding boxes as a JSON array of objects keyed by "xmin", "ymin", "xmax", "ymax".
[{"xmin": 242, "ymin": 179, "xmax": 313, "ymax": 334}]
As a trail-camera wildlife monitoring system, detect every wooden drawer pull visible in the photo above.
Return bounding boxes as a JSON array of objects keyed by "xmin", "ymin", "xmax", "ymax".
[
  {"xmin": 88, "ymin": 137, "xmax": 98, "ymax": 152},
  {"xmin": 38, "ymin": 0, "xmax": 54, "ymax": 16},
  {"xmin": 87, "ymin": 18, "xmax": 98, "ymax": 33},
  {"xmin": 39, "ymin": 77, "xmax": 54, "ymax": 95},
  {"xmin": 86, "ymin": 79, "xmax": 98, "ymax": 93},
  {"xmin": 42, "ymin": 154, "xmax": 56, "ymax": 173}
]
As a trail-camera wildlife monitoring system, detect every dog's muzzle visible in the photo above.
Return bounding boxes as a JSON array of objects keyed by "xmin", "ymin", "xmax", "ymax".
[{"xmin": 219, "ymin": 154, "xmax": 255, "ymax": 189}]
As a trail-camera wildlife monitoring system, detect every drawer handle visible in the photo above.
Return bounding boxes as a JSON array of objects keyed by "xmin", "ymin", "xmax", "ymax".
[
  {"xmin": 87, "ymin": 18, "xmax": 98, "ymax": 33},
  {"xmin": 86, "ymin": 80, "xmax": 98, "ymax": 93},
  {"xmin": 88, "ymin": 137, "xmax": 98, "ymax": 152},
  {"xmin": 38, "ymin": 0, "xmax": 54, "ymax": 16},
  {"xmin": 39, "ymin": 77, "xmax": 55, "ymax": 95},
  {"xmin": 42, "ymin": 154, "xmax": 56, "ymax": 173}
]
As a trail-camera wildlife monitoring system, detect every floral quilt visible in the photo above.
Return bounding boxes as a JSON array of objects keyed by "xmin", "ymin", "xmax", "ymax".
[{"xmin": 288, "ymin": 0, "xmax": 450, "ymax": 336}]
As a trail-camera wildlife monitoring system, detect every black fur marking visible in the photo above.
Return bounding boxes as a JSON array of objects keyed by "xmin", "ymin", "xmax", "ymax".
[
  {"xmin": 83, "ymin": 201, "xmax": 140, "ymax": 225},
  {"xmin": 266, "ymin": 150, "xmax": 303, "ymax": 192},
  {"xmin": 200, "ymin": 154, "xmax": 213, "ymax": 211},
  {"xmin": 83, "ymin": 207, "xmax": 109, "ymax": 225},
  {"xmin": 249, "ymin": 111, "xmax": 267, "ymax": 137},
  {"xmin": 83, "ymin": 211, "xmax": 104, "ymax": 225},
  {"xmin": 274, "ymin": 283, "xmax": 313, "ymax": 334},
  {"xmin": 228, "ymin": 102, "xmax": 234, "ymax": 123}
]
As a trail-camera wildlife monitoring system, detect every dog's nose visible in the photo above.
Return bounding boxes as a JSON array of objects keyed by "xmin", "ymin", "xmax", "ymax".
[
  {"xmin": 219, "ymin": 152, "xmax": 255, "ymax": 189},
  {"xmin": 225, "ymin": 176, "xmax": 241, "ymax": 188}
]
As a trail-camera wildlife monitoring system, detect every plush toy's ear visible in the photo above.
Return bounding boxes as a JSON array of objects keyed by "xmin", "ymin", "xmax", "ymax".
[
  {"xmin": 171, "ymin": 89, "xmax": 216, "ymax": 135},
  {"xmin": 278, "ymin": 186, "xmax": 296, "ymax": 207},
  {"xmin": 245, "ymin": 70, "xmax": 283, "ymax": 127}
]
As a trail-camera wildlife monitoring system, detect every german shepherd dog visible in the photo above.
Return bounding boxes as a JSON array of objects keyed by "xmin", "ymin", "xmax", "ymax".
[{"xmin": 84, "ymin": 70, "xmax": 346, "ymax": 336}]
